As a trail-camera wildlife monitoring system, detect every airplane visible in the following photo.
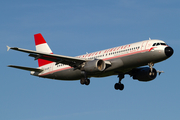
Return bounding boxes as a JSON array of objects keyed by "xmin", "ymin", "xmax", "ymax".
[{"xmin": 7, "ymin": 33, "xmax": 174, "ymax": 90}]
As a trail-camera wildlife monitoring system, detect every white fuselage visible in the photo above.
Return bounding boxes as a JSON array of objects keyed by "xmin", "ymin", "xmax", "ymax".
[{"xmin": 33, "ymin": 39, "xmax": 169, "ymax": 80}]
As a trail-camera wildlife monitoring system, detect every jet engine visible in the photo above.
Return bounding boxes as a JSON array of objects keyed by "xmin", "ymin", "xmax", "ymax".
[
  {"xmin": 132, "ymin": 67, "xmax": 157, "ymax": 81},
  {"xmin": 83, "ymin": 59, "xmax": 106, "ymax": 73}
]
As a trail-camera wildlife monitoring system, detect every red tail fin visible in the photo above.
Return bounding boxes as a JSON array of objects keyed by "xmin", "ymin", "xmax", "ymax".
[{"xmin": 34, "ymin": 33, "xmax": 53, "ymax": 67}]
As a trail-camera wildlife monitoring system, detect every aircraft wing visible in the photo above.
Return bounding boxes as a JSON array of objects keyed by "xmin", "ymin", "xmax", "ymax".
[{"xmin": 7, "ymin": 46, "xmax": 87, "ymax": 68}]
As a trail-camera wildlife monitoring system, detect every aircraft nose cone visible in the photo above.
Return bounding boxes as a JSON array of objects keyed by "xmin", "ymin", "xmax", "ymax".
[{"xmin": 165, "ymin": 47, "xmax": 174, "ymax": 57}]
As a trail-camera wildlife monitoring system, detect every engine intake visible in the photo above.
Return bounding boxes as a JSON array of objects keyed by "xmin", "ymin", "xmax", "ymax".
[
  {"xmin": 84, "ymin": 59, "xmax": 106, "ymax": 73},
  {"xmin": 132, "ymin": 67, "xmax": 157, "ymax": 82}
]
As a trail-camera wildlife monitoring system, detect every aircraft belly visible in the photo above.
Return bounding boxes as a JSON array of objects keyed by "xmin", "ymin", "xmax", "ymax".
[
  {"xmin": 92, "ymin": 53, "xmax": 151, "ymax": 77},
  {"xmin": 97, "ymin": 50, "xmax": 167, "ymax": 77},
  {"xmin": 40, "ymin": 50, "xmax": 167, "ymax": 80},
  {"xmin": 121, "ymin": 52, "xmax": 151, "ymax": 68},
  {"xmin": 121, "ymin": 50, "xmax": 166, "ymax": 68},
  {"xmin": 52, "ymin": 69, "xmax": 82, "ymax": 80}
]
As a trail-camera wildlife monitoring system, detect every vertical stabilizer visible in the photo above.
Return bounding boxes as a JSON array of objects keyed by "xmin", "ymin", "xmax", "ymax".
[{"xmin": 34, "ymin": 33, "xmax": 53, "ymax": 67}]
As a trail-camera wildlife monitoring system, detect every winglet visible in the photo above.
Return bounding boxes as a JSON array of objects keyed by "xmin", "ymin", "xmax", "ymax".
[
  {"xmin": 7, "ymin": 46, "xmax": 11, "ymax": 51},
  {"xmin": 157, "ymin": 70, "xmax": 164, "ymax": 75}
]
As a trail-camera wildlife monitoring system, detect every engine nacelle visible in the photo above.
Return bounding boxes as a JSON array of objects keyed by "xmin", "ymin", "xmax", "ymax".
[
  {"xmin": 84, "ymin": 59, "xmax": 106, "ymax": 73},
  {"xmin": 132, "ymin": 67, "xmax": 157, "ymax": 82}
]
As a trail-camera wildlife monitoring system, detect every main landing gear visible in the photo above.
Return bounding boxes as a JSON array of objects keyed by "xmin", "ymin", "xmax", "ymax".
[
  {"xmin": 114, "ymin": 74, "xmax": 124, "ymax": 90},
  {"xmin": 80, "ymin": 78, "xmax": 90, "ymax": 85},
  {"xmin": 80, "ymin": 71, "xmax": 90, "ymax": 85}
]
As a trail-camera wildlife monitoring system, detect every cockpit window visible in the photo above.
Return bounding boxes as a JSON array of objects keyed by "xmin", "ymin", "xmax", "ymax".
[
  {"xmin": 152, "ymin": 42, "xmax": 167, "ymax": 46},
  {"xmin": 152, "ymin": 43, "xmax": 156, "ymax": 46},
  {"xmin": 157, "ymin": 43, "xmax": 160, "ymax": 46},
  {"xmin": 160, "ymin": 43, "xmax": 166, "ymax": 45}
]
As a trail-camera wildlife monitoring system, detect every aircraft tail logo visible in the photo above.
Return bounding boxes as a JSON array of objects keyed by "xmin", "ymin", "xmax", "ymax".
[{"xmin": 34, "ymin": 33, "xmax": 53, "ymax": 67}]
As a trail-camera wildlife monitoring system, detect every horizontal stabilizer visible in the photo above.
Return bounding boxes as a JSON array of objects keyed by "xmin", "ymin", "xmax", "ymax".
[
  {"xmin": 157, "ymin": 70, "xmax": 164, "ymax": 75},
  {"xmin": 7, "ymin": 46, "xmax": 11, "ymax": 51},
  {"xmin": 8, "ymin": 65, "xmax": 43, "ymax": 72}
]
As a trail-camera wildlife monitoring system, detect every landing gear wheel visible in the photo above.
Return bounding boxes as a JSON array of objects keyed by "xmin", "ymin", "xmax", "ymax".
[
  {"xmin": 80, "ymin": 71, "xmax": 90, "ymax": 86},
  {"xmin": 114, "ymin": 83, "xmax": 119, "ymax": 90},
  {"xmin": 119, "ymin": 84, "xmax": 124, "ymax": 90},
  {"xmin": 114, "ymin": 74, "xmax": 125, "ymax": 91},
  {"xmin": 114, "ymin": 83, "xmax": 124, "ymax": 90},
  {"xmin": 85, "ymin": 79, "xmax": 90, "ymax": 85},
  {"xmin": 80, "ymin": 78, "xmax": 90, "ymax": 85},
  {"xmin": 80, "ymin": 78, "xmax": 85, "ymax": 85}
]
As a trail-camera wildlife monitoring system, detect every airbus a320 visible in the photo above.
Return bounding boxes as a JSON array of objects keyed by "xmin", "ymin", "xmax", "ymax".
[{"xmin": 7, "ymin": 33, "xmax": 174, "ymax": 90}]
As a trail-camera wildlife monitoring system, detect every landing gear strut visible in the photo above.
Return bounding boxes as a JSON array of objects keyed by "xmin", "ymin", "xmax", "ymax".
[
  {"xmin": 148, "ymin": 62, "xmax": 154, "ymax": 75},
  {"xmin": 114, "ymin": 74, "xmax": 124, "ymax": 90},
  {"xmin": 80, "ymin": 71, "xmax": 90, "ymax": 85}
]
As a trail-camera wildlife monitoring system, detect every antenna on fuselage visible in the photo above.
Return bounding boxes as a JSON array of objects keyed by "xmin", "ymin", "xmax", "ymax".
[{"xmin": 149, "ymin": 37, "xmax": 151, "ymax": 40}]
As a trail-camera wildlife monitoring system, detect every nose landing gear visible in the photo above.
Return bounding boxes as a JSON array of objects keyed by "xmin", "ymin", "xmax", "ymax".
[
  {"xmin": 148, "ymin": 62, "xmax": 154, "ymax": 76},
  {"xmin": 80, "ymin": 71, "xmax": 90, "ymax": 85}
]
